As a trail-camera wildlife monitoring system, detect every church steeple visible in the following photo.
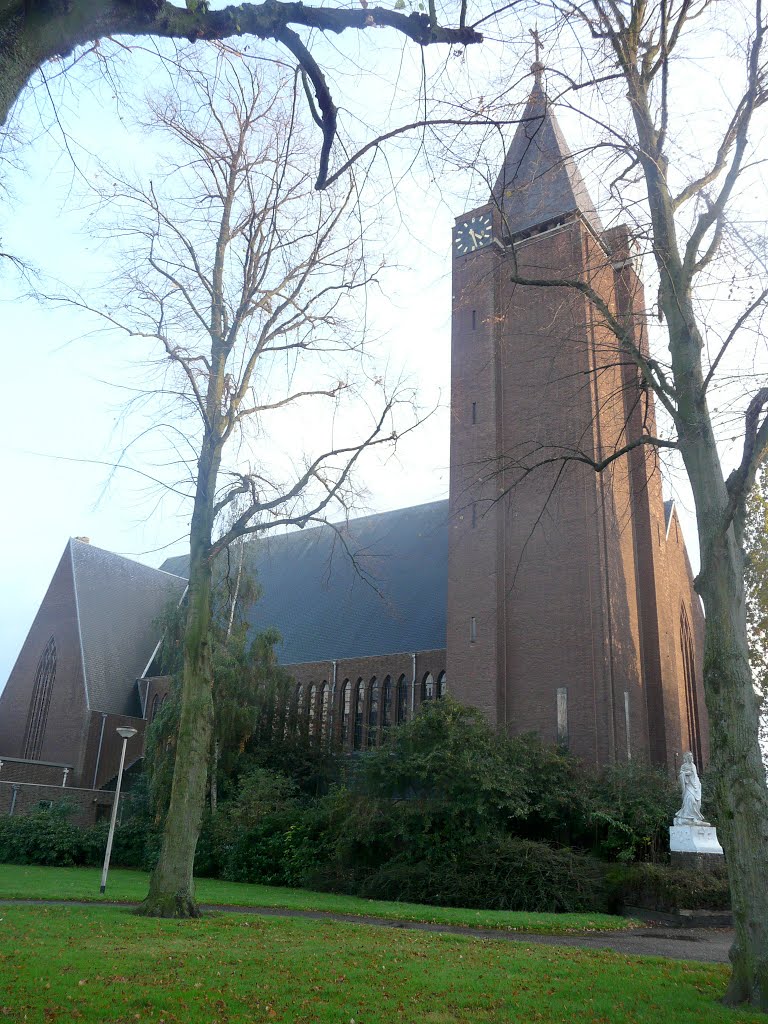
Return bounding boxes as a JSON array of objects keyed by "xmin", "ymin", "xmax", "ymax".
[{"xmin": 492, "ymin": 78, "xmax": 602, "ymax": 239}]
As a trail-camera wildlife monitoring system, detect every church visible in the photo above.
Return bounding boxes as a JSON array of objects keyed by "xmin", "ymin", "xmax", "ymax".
[{"xmin": 0, "ymin": 77, "xmax": 707, "ymax": 821}]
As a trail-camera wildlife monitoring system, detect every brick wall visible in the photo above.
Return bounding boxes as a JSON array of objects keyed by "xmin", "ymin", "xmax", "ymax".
[
  {"xmin": 0, "ymin": 758, "xmax": 71, "ymax": 786},
  {"xmin": 0, "ymin": 781, "xmax": 115, "ymax": 827}
]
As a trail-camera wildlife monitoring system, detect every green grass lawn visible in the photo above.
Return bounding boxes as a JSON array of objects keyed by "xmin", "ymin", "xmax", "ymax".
[
  {"xmin": 0, "ymin": 904, "xmax": 760, "ymax": 1024},
  {"xmin": 0, "ymin": 863, "xmax": 633, "ymax": 934}
]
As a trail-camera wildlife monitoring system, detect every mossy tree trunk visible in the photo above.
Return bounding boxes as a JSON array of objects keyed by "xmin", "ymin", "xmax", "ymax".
[
  {"xmin": 136, "ymin": 437, "xmax": 221, "ymax": 918},
  {"xmin": 680, "ymin": 413, "xmax": 768, "ymax": 1009}
]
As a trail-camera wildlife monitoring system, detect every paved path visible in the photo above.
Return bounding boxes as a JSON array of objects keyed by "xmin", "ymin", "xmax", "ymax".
[{"xmin": 0, "ymin": 899, "xmax": 733, "ymax": 964}]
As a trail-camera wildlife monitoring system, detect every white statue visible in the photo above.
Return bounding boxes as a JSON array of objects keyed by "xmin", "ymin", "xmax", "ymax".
[{"xmin": 673, "ymin": 751, "xmax": 710, "ymax": 826}]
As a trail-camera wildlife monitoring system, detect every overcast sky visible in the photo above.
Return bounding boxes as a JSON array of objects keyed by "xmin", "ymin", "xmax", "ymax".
[{"xmin": 1, "ymin": 9, "xmax": 760, "ymax": 690}]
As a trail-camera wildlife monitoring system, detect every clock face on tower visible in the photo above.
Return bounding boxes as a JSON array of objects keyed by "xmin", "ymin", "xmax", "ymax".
[{"xmin": 453, "ymin": 213, "xmax": 493, "ymax": 256}]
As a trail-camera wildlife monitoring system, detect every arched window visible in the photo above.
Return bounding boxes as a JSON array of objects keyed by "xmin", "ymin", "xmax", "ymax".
[
  {"xmin": 680, "ymin": 604, "xmax": 702, "ymax": 765},
  {"xmin": 381, "ymin": 676, "xmax": 393, "ymax": 731},
  {"xmin": 320, "ymin": 682, "xmax": 330, "ymax": 739},
  {"xmin": 436, "ymin": 671, "xmax": 447, "ymax": 699},
  {"xmin": 150, "ymin": 694, "xmax": 160, "ymax": 722},
  {"xmin": 353, "ymin": 678, "xmax": 366, "ymax": 750},
  {"xmin": 421, "ymin": 672, "xmax": 435, "ymax": 702},
  {"xmin": 340, "ymin": 680, "xmax": 352, "ymax": 745},
  {"xmin": 308, "ymin": 684, "xmax": 318, "ymax": 736},
  {"xmin": 367, "ymin": 677, "xmax": 380, "ymax": 748},
  {"xmin": 23, "ymin": 636, "xmax": 56, "ymax": 761},
  {"xmin": 294, "ymin": 683, "xmax": 305, "ymax": 734},
  {"xmin": 396, "ymin": 674, "xmax": 408, "ymax": 724}
]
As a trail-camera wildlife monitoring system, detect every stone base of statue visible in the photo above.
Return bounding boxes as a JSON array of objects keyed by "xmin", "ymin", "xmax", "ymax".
[{"xmin": 669, "ymin": 824, "xmax": 723, "ymax": 870}]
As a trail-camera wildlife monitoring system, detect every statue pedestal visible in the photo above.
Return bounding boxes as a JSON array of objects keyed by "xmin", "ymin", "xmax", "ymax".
[{"xmin": 669, "ymin": 824, "xmax": 723, "ymax": 869}]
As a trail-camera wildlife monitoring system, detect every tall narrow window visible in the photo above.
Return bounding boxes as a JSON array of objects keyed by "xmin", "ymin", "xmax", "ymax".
[
  {"xmin": 22, "ymin": 636, "xmax": 56, "ymax": 761},
  {"xmin": 422, "ymin": 673, "xmax": 435, "ymax": 701},
  {"xmin": 396, "ymin": 674, "xmax": 408, "ymax": 724},
  {"xmin": 680, "ymin": 605, "xmax": 702, "ymax": 765},
  {"xmin": 472, "ymin": 503, "xmax": 477, "ymax": 528},
  {"xmin": 436, "ymin": 671, "xmax": 447, "ymax": 699},
  {"xmin": 341, "ymin": 680, "xmax": 352, "ymax": 745},
  {"xmin": 471, "ymin": 401, "xmax": 477, "ymax": 424},
  {"xmin": 353, "ymin": 678, "xmax": 366, "ymax": 750},
  {"xmin": 150, "ymin": 694, "xmax": 160, "ymax": 722},
  {"xmin": 556, "ymin": 687, "xmax": 568, "ymax": 748},
  {"xmin": 470, "ymin": 616, "xmax": 477, "ymax": 643},
  {"xmin": 308, "ymin": 683, "xmax": 318, "ymax": 736},
  {"xmin": 320, "ymin": 682, "xmax": 330, "ymax": 739},
  {"xmin": 367, "ymin": 677, "xmax": 380, "ymax": 748},
  {"xmin": 293, "ymin": 684, "xmax": 304, "ymax": 735},
  {"xmin": 382, "ymin": 676, "xmax": 393, "ymax": 731},
  {"xmin": 624, "ymin": 691, "xmax": 632, "ymax": 761},
  {"xmin": 471, "ymin": 309, "xmax": 477, "ymax": 330}
]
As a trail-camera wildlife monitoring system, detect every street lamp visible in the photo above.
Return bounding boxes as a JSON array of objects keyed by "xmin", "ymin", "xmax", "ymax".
[{"xmin": 99, "ymin": 726, "xmax": 138, "ymax": 894}]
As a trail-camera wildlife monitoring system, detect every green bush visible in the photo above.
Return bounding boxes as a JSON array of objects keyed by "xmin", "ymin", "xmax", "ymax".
[
  {"xmin": 609, "ymin": 861, "xmax": 730, "ymax": 911},
  {"xmin": 0, "ymin": 803, "xmax": 158, "ymax": 871},
  {"xmin": 586, "ymin": 761, "xmax": 679, "ymax": 862},
  {"xmin": 359, "ymin": 836, "xmax": 611, "ymax": 913},
  {"xmin": 0, "ymin": 806, "xmax": 100, "ymax": 867}
]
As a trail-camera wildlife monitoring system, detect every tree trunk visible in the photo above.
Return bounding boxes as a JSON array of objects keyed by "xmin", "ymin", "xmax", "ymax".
[
  {"xmin": 136, "ymin": 445, "xmax": 218, "ymax": 919},
  {"xmin": 697, "ymin": 530, "xmax": 768, "ymax": 1009},
  {"xmin": 210, "ymin": 740, "xmax": 219, "ymax": 815},
  {"xmin": 683, "ymin": 412, "xmax": 768, "ymax": 1008}
]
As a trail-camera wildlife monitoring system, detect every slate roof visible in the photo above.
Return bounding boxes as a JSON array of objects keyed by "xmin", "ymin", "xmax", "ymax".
[
  {"xmin": 69, "ymin": 539, "xmax": 187, "ymax": 715},
  {"xmin": 492, "ymin": 79, "xmax": 602, "ymax": 238},
  {"xmin": 161, "ymin": 500, "xmax": 449, "ymax": 666}
]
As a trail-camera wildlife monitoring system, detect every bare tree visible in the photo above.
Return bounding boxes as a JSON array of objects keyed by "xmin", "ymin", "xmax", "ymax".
[
  {"xmin": 0, "ymin": 1, "xmax": 485, "ymax": 187},
  {"xmin": 66, "ymin": 50, "xmax": 419, "ymax": 917},
  {"xmin": 457, "ymin": 2, "xmax": 768, "ymax": 1008}
]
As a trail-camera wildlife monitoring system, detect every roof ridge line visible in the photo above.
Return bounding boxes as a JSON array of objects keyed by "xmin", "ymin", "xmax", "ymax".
[{"xmin": 68, "ymin": 539, "xmax": 91, "ymax": 712}]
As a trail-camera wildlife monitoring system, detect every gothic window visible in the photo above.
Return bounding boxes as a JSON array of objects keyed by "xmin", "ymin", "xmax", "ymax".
[
  {"xmin": 396, "ymin": 674, "xmax": 408, "ymax": 724},
  {"xmin": 421, "ymin": 672, "xmax": 435, "ymax": 702},
  {"xmin": 680, "ymin": 605, "xmax": 702, "ymax": 765},
  {"xmin": 353, "ymin": 678, "xmax": 366, "ymax": 750},
  {"xmin": 367, "ymin": 677, "xmax": 379, "ymax": 748},
  {"xmin": 150, "ymin": 695, "xmax": 160, "ymax": 722},
  {"xmin": 294, "ymin": 683, "xmax": 304, "ymax": 733},
  {"xmin": 381, "ymin": 676, "xmax": 393, "ymax": 731},
  {"xmin": 22, "ymin": 636, "xmax": 56, "ymax": 761},
  {"xmin": 436, "ymin": 671, "xmax": 447, "ymax": 699},
  {"xmin": 341, "ymin": 680, "xmax": 352, "ymax": 745},
  {"xmin": 308, "ymin": 684, "xmax": 318, "ymax": 736},
  {"xmin": 320, "ymin": 682, "xmax": 330, "ymax": 739}
]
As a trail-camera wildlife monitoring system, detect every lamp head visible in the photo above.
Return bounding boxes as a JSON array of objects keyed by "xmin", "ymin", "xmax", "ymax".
[{"xmin": 116, "ymin": 727, "xmax": 138, "ymax": 740}]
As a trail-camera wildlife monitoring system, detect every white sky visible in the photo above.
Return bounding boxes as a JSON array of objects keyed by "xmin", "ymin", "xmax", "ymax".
[{"xmin": 0, "ymin": 10, "xmax": 763, "ymax": 690}]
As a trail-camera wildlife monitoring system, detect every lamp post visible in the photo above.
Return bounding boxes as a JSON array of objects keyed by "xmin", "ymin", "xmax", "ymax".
[{"xmin": 99, "ymin": 726, "xmax": 137, "ymax": 894}]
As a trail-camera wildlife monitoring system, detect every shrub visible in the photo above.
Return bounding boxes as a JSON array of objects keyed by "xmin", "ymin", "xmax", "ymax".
[
  {"xmin": 0, "ymin": 805, "xmax": 97, "ymax": 866},
  {"xmin": 609, "ymin": 861, "xmax": 730, "ymax": 911},
  {"xmin": 360, "ymin": 836, "xmax": 611, "ymax": 913},
  {"xmin": 586, "ymin": 760, "xmax": 679, "ymax": 862}
]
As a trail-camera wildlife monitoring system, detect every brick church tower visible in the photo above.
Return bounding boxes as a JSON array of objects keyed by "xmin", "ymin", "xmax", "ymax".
[{"xmin": 445, "ymin": 74, "xmax": 707, "ymax": 768}]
